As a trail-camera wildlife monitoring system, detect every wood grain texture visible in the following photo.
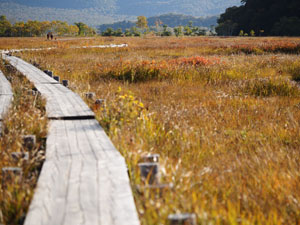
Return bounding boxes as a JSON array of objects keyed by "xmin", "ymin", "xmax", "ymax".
[
  {"xmin": 3, "ymin": 55, "xmax": 58, "ymax": 84},
  {"xmin": 0, "ymin": 70, "xmax": 12, "ymax": 94},
  {"xmin": 3, "ymin": 55, "xmax": 94, "ymax": 119},
  {"xmin": 25, "ymin": 120, "xmax": 140, "ymax": 225},
  {"xmin": 0, "ymin": 70, "xmax": 13, "ymax": 121},
  {"xmin": 3, "ymin": 55, "xmax": 140, "ymax": 225}
]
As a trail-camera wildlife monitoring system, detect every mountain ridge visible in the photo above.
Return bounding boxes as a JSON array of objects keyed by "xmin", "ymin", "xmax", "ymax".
[
  {"xmin": 0, "ymin": 0, "xmax": 241, "ymax": 26},
  {"xmin": 98, "ymin": 13, "xmax": 218, "ymax": 32}
]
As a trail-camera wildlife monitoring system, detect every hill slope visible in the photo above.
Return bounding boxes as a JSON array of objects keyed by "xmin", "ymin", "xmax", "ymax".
[
  {"xmin": 98, "ymin": 14, "xmax": 218, "ymax": 32},
  {"xmin": 0, "ymin": 0, "xmax": 240, "ymax": 26}
]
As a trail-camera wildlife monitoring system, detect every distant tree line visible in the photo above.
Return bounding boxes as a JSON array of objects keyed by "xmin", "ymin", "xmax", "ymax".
[
  {"xmin": 0, "ymin": 15, "xmax": 96, "ymax": 37},
  {"xmin": 216, "ymin": 0, "xmax": 300, "ymax": 36},
  {"xmin": 101, "ymin": 16, "xmax": 214, "ymax": 37},
  {"xmin": 98, "ymin": 13, "xmax": 217, "ymax": 32}
]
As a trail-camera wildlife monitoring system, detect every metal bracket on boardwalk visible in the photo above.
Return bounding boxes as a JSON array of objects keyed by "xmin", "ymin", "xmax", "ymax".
[{"xmin": 3, "ymin": 54, "xmax": 140, "ymax": 225}]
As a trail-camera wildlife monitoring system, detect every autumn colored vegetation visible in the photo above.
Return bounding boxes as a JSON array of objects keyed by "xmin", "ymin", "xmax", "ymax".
[
  {"xmin": 0, "ymin": 15, "xmax": 95, "ymax": 37},
  {"xmin": 1, "ymin": 36, "xmax": 300, "ymax": 225},
  {"xmin": 0, "ymin": 62, "xmax": 48, "ymax": 225}
]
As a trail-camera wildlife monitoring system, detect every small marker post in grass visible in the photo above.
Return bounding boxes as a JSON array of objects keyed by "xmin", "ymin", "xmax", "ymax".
[
  {"xmin": 168, "ymin": 213, "xmax": 196, "ymax": 225},
  {"xmin": 11, "ymin": 152, "xmax": 29, "ymax": 161},
  {"xmin": 85, "ymin": 92, "xmax": 95, "ymax": 100},
  {"xmin": 95, "ymin": 99, "xmax": 105, "ymax": 110},
  {"xmin": 138, "ymin": 162, "xmax": 160, "ymax": 184},
  {"xmin": 1, "ymin": 167, "xmax": 23, "ymax": 185},
  {"xmin": 22, "ymin": 135, "xmax": 36, "ymax": 151},
  {"xmin": 95, "ymin": 99, "xmax": 105, "ymax": 106}
]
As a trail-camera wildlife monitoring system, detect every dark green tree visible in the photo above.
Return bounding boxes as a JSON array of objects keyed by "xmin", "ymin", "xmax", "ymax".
[
  {"xmin": 102, "ymin": 27, "xmax": 115, "ymax": 36},
  {"xmin": 161, "ymin": 24, "xmax": 172, "ymax": 36},
  {"xmin": 216, "ymin": 0, "xmax": 300, "ymax": 36},
  {"xmin": 0, "ymin": 15, "xmax": 12, "ymax": 37}
]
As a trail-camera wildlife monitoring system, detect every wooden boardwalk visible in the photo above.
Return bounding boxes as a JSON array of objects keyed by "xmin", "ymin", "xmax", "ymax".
[
  {"xmin": 3, "ymin": 55, "xmax": 140, "ymax": 225},
  {"xmin": 0, "ymin": 70, "xmax": 13, "ymax": 132},
  {"xmin": 3, "ymin": 55, "xmax": 95, "ymax": 119}
]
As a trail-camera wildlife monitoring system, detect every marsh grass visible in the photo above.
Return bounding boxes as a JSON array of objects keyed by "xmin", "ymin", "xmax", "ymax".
[
  {"xmin": 242, "ymin": 77, "xmax": 300, "ymax": 97},
  {"xmin": 4, "ymin": 36, "xmax": 300, "ymax": 224},
  {"xmin": 0, "ymin": 60, "xmax": 48, "ymax": 225}
]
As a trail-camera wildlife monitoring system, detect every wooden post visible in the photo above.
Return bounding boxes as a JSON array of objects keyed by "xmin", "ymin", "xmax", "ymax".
[
  {"xmin": 138, "ymin": 162, "xmax": 160, "ymax": 184},
  {"xmin": 1, "ymin": 167, "xmax": 22, "ymax": 185},
  {"xmin": 33, "ymin": 62, "xmax": 40, "ymax": 68},
  {"xmin": 141, "ymin": 154, "xmax": 160, "ymax": 163},
  {"xmin": 53, "ymin": 76, "xmax": 60, "ymax": 82},
  {"xmin": 95, "ymin": 99, "xmax": 105, "ymax": 106},
  {"xmin": 95, "ymin": 99, "xmax": 105, "ymax": 110},
  {"xmin": 168, "ymin": 213, "xmax": 196, "ymax": 225},
  {"xmin": 11, "ymin": 152, "xmax": 29, "ymax": 161},
  {"xmin": 85, "ymin": 92, "xmax": 95, "ymax": 100},
  {"xmin": 22, "ymin": 135, "xmax": 36, "ymax": 151},
  {"xmin": 27, "ymin": 90, "xmax": 40, "ymax": 96},
  {"xmin": 48, "ymin": 71, "xmax": 53, "ymax": 77},
  {"xmin": 62, "ymin": 80, "xmax": 69, "ymax": 87}
]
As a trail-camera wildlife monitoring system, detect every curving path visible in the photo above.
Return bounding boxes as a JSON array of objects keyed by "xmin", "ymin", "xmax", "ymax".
[
  {"xmin": 0, "ymin": 43, "xmax": 128, "ymax": 55},
  {"xmin": 3, "ymin": 54, "xmax": 140, "ymax": 225}
]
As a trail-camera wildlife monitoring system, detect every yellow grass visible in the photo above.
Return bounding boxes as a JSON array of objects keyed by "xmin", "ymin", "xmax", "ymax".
[
  {"xmin": 0, "ymin": 62, "xmax": 48, "ymax": 225},
  {"xmin": 1, "ymin": 36, "xmax": 300, "ymax": 224}
]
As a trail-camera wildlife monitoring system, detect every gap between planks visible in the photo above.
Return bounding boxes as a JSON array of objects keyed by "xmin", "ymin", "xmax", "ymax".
[{"xmin": 2, "ymin": 54, "xmax": 140, "ymax": 225}]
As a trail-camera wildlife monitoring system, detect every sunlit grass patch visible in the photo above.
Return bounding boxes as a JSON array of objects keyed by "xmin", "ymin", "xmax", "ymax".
[
  {"xmin": 287, "ymin": 60, "xmax": 300, "ymax": 82},
  {"xmin": 8, "ymin": 36, "xmax": 300, "ymax": 225},
  {"xmin": 0, "ymin": 61, "xmax": 48, "ymax": 225},
  {"xmin": 242, "ymin": 77, "xmax": 300, "ymax": 97}
]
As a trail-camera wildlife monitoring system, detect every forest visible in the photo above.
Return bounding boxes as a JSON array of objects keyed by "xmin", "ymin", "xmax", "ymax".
[
  {"xmin": 216, "ymin": 0, "xmax": 300, "ymax": 36},
  {"xmin": 0, "ymin": 16, "xmax": 95, "ymax": 37}
]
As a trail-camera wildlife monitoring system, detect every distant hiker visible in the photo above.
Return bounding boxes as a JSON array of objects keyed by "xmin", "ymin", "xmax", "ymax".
[
  {"xmin": 47, "ymin": 32, "xmax": 50, "ymax": 40},
  {"xmin": 50, "ymin": 33, "xmax": 53, "ymax": 40}
]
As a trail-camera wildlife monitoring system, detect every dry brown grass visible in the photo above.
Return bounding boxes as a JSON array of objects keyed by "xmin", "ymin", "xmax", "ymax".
[
  {"xmin": 0, "ymin": 61, "xmax": 48, "ymax": 225},
  {"xmin": 1, "ymin": 36, "xmax": 300, "ymax": 224}
]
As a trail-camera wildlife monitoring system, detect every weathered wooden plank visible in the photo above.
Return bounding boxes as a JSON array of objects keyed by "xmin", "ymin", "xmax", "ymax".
[
  {"xmin": 0, "ymin": 70, "xmax": 12, "ymax": 95},
  {"xmin": 25, "ymin": 120, "xmax": 140, "ymax": 225},
  {"xmin": 0, "ymin": 95, "xmax": 13, "ymax": 121},
  {"xmin": 3, "ymin": 55, "xmax": 94, "ymax": 119},
  {"xmin": 3, "ymin": 54, "xmax": 139, "ymax": 225},
  {"xmin": 0, "ymin": 70, "xmax": 13, "ymax": 121},
  {"xmin": 46, "ymin": 120, "xmax": 123, "ymax": 162},
  {"xmin": 2, "ymin": 55, "xmax": 58, "ymax": 84},
  {"xmin": 44, "ymin": 92, "xmax": 95, "ymax": 119}
]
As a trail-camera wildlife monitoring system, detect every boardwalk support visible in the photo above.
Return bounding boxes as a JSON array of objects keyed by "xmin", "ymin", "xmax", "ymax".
[
  {"xmin": 138, "ymin": 162, "xmax": 160, "ymax": 184},
  {"xmin": 3, "ymin": 54, "xmax": 140, "ymax": 225},
  {"xmin": 1, "ymin": 167, "xmax": 23, "ymax": 186},
  {"xmin": 22, "ymin": 135, "xmax": 36, "ymax": 151},
  {"xmin": 62, "ymin": 80, "xmax": 69, "ymax": 87}
]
